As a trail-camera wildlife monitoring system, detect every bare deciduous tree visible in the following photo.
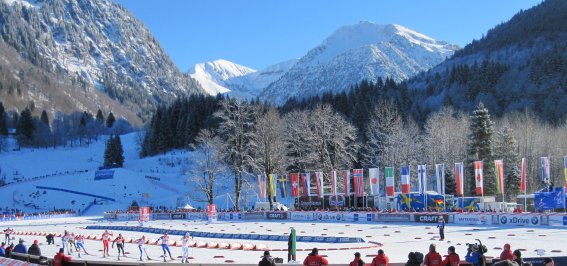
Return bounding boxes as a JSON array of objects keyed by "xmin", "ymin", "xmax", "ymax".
[{"xmin": 186, "ymin": 129, "xmax": 225, "ymax": 204}]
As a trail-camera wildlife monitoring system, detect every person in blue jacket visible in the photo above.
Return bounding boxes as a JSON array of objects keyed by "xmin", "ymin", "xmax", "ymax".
[
  {"xmin": 0, "ymin": 242, "xmax": 6, "ymax": 257},
  {"xmin": 465, "ymin": 242, "xmax": 486, "ymax": 266},
  {"xmin": 12, "ymin": 239, "xmax": 27, "ymax": 254}
]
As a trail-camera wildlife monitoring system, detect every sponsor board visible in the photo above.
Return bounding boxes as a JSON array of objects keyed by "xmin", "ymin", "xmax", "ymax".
[
  {"xmin": 266, "ymin": 212, "xmax": 288, "ymax": 220},
  {"xmin": 153, "ymin": 213, "xmax": 171, "ymax": 220},
  {"xmin": 374, "ymin": 214, "xmax": 411, "ymax": 222},
  {"xmin": 243, "ymin": 212, "xmax": 266, "ymax": 220},
  {"xmin": 498, "ymin": 215, "xmax": 540, "ymax": 225},
  {"xmin": 103, "ymin": 213, "xmax": 117, "ymax": 219},
  {"xmin": 314, "ymin": 212, "xmax": 344, "ymax": 222},
  {"xmin": 186, "ymin": 213, "xmax": 207, "ymax": 220},
  {"xmin": 290, "ymin": 212, "xmax": 313, "ymax": 221},
  {"xmin": 454, "ymin": 214, "xmax": 491, "ymax": 225},
  {"xmin": 171, "ymin": 213, "xmax": 186, "ymax": 220},
  {"xmin": 564, "ymin": 216, "xmax": 567, "ymax": 226},
  {"xmin": 415, "ymin": 214, "xmax": 450, "ymax": 223}
]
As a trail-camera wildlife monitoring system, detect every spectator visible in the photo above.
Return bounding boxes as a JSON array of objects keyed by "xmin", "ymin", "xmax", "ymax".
[
  {"xmin": 513, "ymin": 249, "xmax": 523, "ymax": 266},
  {"xmin": 54, "ymin": 248, "xmax": 72, "ymax": 266},
  {"xmin": 491, "ymin": 260, "xmax": 518, "ymax": 266},
  {"xmin": 371, "ymin": 249, "xmax": 389, "ymax": 266},
  {"xmin": 259, "ymin": 250, "xmax": 276, "ymax": 266},
  {"xmin": 0, "ymin": 242, "xmax": 5, "ymax": 257},
  {"xmin": 303, "ymin": 248, "xmax": 328, "ymax": 266},
  {"xmin": 5, "ymin": 243, "xmax": 14, "ymax": 258},
  {"xmin": 543, "ymin": 258, "xmax": 554, "ymax": 266},
  {"xmin": 424, "ymin": 244, "xmax": 442, "ymax": 266},
  {"xmin": 405, "ymin": 252, "xmax": 421, "ymax": 266},
  {"xmin": 288, "ymin": 227, "xmax": 297, "ymax": 262},
  {"xmin": 28, "ymin": 240, "xmax": 41, "ymax": 256},
  {"xmin": 442, "ymin": 246, "xmax": 460, "ymax": 266},
  {"xmin": 12, "ymin": 239, "xmax": 27, "ymax": 254},
  {"xmin": 349, "ymin": 252, "xmax": 365, "ymax": 266},
  {"xmin": 46, "ymin": 233, "xmax": 55, "ymax": 245},
  {"xmin": 437, "ymin": 216, "xmax": 445, "ymax": 240},
  {"xmin": 500, "ymin": 243, "xmax": 514, "ymax": 261}
]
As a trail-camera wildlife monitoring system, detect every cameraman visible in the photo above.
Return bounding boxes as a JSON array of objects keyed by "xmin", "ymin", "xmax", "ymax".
[{"xmin": 465, "ymin": 241, "xmax": 486, "ymax": 266}]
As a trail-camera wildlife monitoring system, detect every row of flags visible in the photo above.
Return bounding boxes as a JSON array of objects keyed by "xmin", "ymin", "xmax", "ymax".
[{"xmin": 257, "ymin": 156, "xmax": 567, "ymax": 199}]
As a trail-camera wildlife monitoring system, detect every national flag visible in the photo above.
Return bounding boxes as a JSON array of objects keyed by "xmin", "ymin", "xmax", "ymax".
[
  {"xmin": 564, "ymin": 156, "xmax": 567, "ymax": 190},
  {"xmin": 541, "ymin": 157, "xmax": 550, "ymax": 182},
  {"xmin": 455, "ymin": 163, "xmax": 464, "ymax": 196},
  {"xmin": 494, "ymin": 160, "xmax": 504, "ymax": 194},
  {"xmin": 435, "ymin": 164, "xmax": 445, "ymax": 195},
  {"xmin": 385, "ymin": 167, "xmax": 394, "ymax": 196},
  {"xmin": 520, "ymin": 158, "xmax": 526, "ymax": 192},
  {"xmin": 258, "ymin": 174, "xmax": 266, "ymax": 199},
  {"xmin": 343, "ymin": 170, "xmax": 350, "ymax": 197},
  {"xmin": 353, "ymin": 169, "xmax": 364, "ymax": 197},
  {"xmin": 369, "ymin": 168, "xmax": 380, "ymax": 196},
  {"xmin": 315, "ymin": 172, "xmax": 324, "ymax": 198},
  {"xmin": 290, "ymin": 173, "xmax": 299, "ymax": 197},
  {"xmin": 418, "ymin": 165, "xmax": 427, "ymax": 194},
  {"xmin": 331, "ymin": 171, "xmax": 337, "ymax": 196},
  {"xmin": 474, "ymin": 161, "xmax": 484, "ymax": 195},
  {"xmin": 269, "ymin": 174, "xmax": 276, "ymax": 197},
  {"xmin": 279, "ymin": 175, "xmax": 287, "ymax": 198},
  {"xmin": 301, "ymin": 173, "xmax": 311, "ymax": 197},
  {"xmin": 401, "ymin": 166, "xmax": 410, "ymax": 194}
]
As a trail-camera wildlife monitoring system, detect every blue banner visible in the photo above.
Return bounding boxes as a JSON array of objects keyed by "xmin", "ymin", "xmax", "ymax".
[
  {"xmin": 95, "ymin": 170, "xmax": 115, "ymax": 180},
  {"xmin": 535, "ymin": 188, "xmax": 565, "ymax": 211},
  {"xmin": 397, "ymin": 193, "xmax": 446, "ymax": 211},
  {"xmin": 457, "ymin": 198, "xmax": 481, "ymax": 212}
]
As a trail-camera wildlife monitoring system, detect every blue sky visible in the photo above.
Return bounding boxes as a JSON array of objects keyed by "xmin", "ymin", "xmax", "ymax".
[{"xmin": 115, "ymin": 0, "xmax": 542, "ymax": 71}]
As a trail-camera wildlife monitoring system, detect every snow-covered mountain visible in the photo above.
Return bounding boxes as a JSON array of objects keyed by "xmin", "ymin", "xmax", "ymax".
[
  {"xmin": 189, "ymin": 59, "xmax": 298, "ymax": 99},
  {"xmin": 0, "ymin": 0, "xmax": 203, "ymax": 120},
  {"xmin": 260, "ymin": 22, "xmax": 458, "ymax": 104}
]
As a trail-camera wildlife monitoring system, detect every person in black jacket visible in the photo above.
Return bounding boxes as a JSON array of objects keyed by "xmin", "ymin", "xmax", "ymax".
[
  {"xmin": 405, "ymin": 252, "xmax": 421, "ymax": 266},
  {"xmin": 259, "ymin": 250, "xmax": 276, "ymax": 266},
  {"xmin": 28, "ymin": 240, "xmax": 41, "ymax": 256}
]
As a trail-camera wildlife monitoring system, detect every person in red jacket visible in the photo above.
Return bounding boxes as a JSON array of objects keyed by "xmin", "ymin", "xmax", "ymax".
[
  {"xmin": 349, "ymin": 252, "xmax": 365, "ymax": 266},
  {"xmin": 53, "ymin": 248, "xmax": 72, "ymax": 266},
  {"xmin": 442, "ymin": 246, "xmax": 460, "ymax": 266},
  {"xmin": 500, "ymin": 243, "xmax": 514, "ymax": 261},
  {"xmin": 371, "ymin": 249, "xmax": 389, "ymax": 266},
  {"xmin": 424, "ymin": 243, "xmax": 442, "ymax": 266},
  {"xmin": 303, "ymin": 248, "xmax": 329, "ymax": 266}
]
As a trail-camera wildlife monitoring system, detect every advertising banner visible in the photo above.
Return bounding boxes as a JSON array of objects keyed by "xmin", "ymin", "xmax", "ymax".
[
  {"xmin": 415, "ymin": 214, "xmax": 450, "ymax": 223},
  {"xmin": 290, "ymin": 212, "xmax": 313, "ymax": 221},
  {"xmin": 454, "ymin": 213, "xmax": 491, "ymax": 225},
  {"xmin": 266, "ymin": 212, "xmax": 288, "ymax": 220},
  {"xmin": 207, "ymin": 204, "xmax": 217, "ymax": 222},
  {"xmin": 374, "ymin": 214, "xmax": 411, "ymax": 222},
  {"xmin": 94, "ymin": 169, "xmax": 115, "ymax": 180},
  {"xmin": 186, "ymin": 213, "xmax": 207, "ymax": 220},
  {"xmin": 243, "ymin": 212, "xmax": 266, "ymax": 220},
  {"xmin": 171, "ymin": 213, "xmax": 186, "ymax": 220},
  {"xmin": 139, "ymin": 207, "xmax": 150, "ymax": 222},
  {"xmin": 313, "ymin": 212, "xmax": 345, "ymax": 222},
  {"xmin": 153, "ymin": 213, "xmax": 171, "ymax": 220},
  {"xmin": 498, "ymin": 214, "xmax": 540, "ymax": 226}
]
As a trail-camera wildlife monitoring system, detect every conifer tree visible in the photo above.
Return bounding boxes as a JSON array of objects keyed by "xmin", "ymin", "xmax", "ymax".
[
  {"xmin": 96, "ymin": 109, "xmax": 104, "ymax": 125},
  {"xmin": 113, "ymin": 134, "xmax": 124, "ymax": 167},
  {"xmin": 444, "ymin": 171, "xmax": 457, "ymax": 196},
  {"xmin": 467, "ymin": 102, "xmax": 495, "ymax": 196},
  {"xmin": 494, "ymin": 127, "xmax": 521, "ymax": 201},
  {"xmin": 16, "ymin": 108, "xmax": 35, "ymax": 146},
  {"xmin": 103, "ymin": 135, "xmax": 116, "ymax": 168},
  {"xmin": 106, "ymin": 112, "xmax": 116, "ymax": 128},
  {"xmin": 0, "ymin": 102, "xmax": 8, "ymax": 136}
]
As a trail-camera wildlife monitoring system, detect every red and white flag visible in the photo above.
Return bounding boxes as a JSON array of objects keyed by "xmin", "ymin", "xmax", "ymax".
[
  {"xmin": 401, "ymin": 166, "xmax": 410, "ymax": 194},
  {"xmin": 343, "ymin": 170, "xmax": 350, "ymax": 197},
  {"xmin": 353, "ymin": 169, "xmax": 364, "ymax": 197},
  {"xmin": 385, "ymin": 167, "xmax": 394, "ymax": 196},
  {"xmin": 369, "ymin": 168, "xmax": 379, "ymax": 196},
  {"xmin": 455, "ymin": 163, "xmax": 464, "ymax": 196},
  {"xmin": 315, "ymin": 171, "xmax": 324, "ymax": 198},
  {"xmin": 520, "ymin": 158, "xmax": 526, "ymax": 193},
  {"xmin": 331, "ymin": 171, "xmax": 337, "ymax": 196},
  {"xmin": 474, "ymin": 161, "xmax": 484, "ymax": 195},
  {"xmin": 290, "ymin": 173, "xmax": 299, "ymax": 197}
]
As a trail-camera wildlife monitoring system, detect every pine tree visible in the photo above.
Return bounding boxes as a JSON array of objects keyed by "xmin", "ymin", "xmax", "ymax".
[
  {"xmin": 494, "ymin": 127, "xmax": 521, "ymax": 201},
  {"xmin": 445, "ymin": 171, "xmax": 457, "ymax": 196},
  {"xmin": 16, "ymin": 108, "xmax": 35, "ymax": 146},
  {"xmin": 103, "ymin": 135, "xmax": 116, "ymax": 168},
  {"xmin": 467, "ymin": 102, "xmax": 495, "ymax": 196},
  {"xmin": 96, "ymin": 109, "xmax": 104, "ymax": 124},
  {"xmin": 0, "ymin": 102, "xmax": 7, "ymax": 136},
  {"xmin": 113, "ymin": 134, "xmax": 124, "ymax": 167},
  {"xmin": 106, "ymin": 112, "xmax": 116, "ymax": 128},
  {"xmin": 40, "ymin": 110, "xmax": 49, "ymax": 129}
]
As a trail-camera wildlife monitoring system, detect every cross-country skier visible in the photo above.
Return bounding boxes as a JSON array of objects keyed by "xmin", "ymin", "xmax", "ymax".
[
  {"xmin": 3, "ymin": 228, "xmax": 12, "ymax": 245},
  {"xmin": 68, "ymin": 233, "xmax": 77, "ymax": 252},
  {"xmin": 181, "ymin": 232, "xmax": 192, "ymax": 263},
  {"xmin": 101, "ymin": 230, "xmax": 113, "ymax": 257},
  {"xmin": 75, "ymin": 235, "xmax": 88, "ymax": 255},
  {"xmin": 112, "ymin": 233, "xmax": 126, "ymax": 260},
  {"xmin": 135, "ymin": 235, "xmax": 151, "ymax": 261},
  {"xmin": 159, "ymin": 232, "xmax": 174, "ymax": 262},
  {"xmin": 61, "ymin": 231, "xmax": 72, "ymax": 255}
]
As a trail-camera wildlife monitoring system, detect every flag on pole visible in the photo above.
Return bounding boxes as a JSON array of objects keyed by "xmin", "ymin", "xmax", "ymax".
[
  {"xmin": 541, "ymin": 157, "xmax": 551, "ymax": 182},
  {"xmin": 258, "ymin": 174, "xmax": 266, "ymax": 199},
  {"xmin": 401, "ymin": 166, "xmax": 410, "ymax": 194},
  {"xmin": 418, "ymin": 165, "xmax": 427, "ymax": 194},
  {"xmin": 269, "ymin": 174, "xmax": 276, "ymax": 198},
  {"xmin": 369, "ymin": 168, "xmax": 380, "ymax": 195},
  {"xmin": 494, "ymin": 160, "xmax": 505, "ymax": 194},
  {"xmin": 301, "ymin": 173, "xmax": 311, "ymax": 197},
  {"xmin": 474, "ymin": 161, "xmax": 484, "ymax": 195},
  {"xmin": 315, "ymin": 172, "xmax": 324, "ymax": 198},
  {"xmin": 385, "ymin": 167, "xmax": 394, "ymax": 196},
  {"xmin": 455, "ymin": 163, "xmax": 464, "ymax": 196},
  {"xmin": 520, "ymin": 158, "xmax": 526, "ymax": 193},
  {"xmin": 435, "ymin": 164, "xmax": 445, "ymax": 195},
  {"xmin": 564, "ymin": 156, "xmax": 567, "ymax": 190},
  {"xmin": 353, "ymin": 169, "xmax": 364, "ymax": 197},
  {"xmin": 290, "ymin": 173, "xmax": 299, "ymax": 197},
  {"xmin": 279, "ymin": 175, "xmax": 287, "ymax": 198},
  {"xmin": 343, "ymin": 170, "xmax": 350, "ymax": 197},
  {"xmin": 331, "ymin": 171, "xmax": 337, "ymax": 196}
]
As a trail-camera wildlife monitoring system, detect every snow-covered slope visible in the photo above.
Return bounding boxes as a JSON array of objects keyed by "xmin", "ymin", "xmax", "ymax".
[
  {"xmin": 260, "ymin": 22, "xmax": 458, "ymax": 104},
  {"xmin": 0, "ymin": 134, "xmax": 245, "ymax": 215}
]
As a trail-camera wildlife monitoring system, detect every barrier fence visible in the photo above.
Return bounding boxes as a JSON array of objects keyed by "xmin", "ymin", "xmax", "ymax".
[{"xmin": 1, "ymin": 213, "xmax": 76, "ymax": 222}]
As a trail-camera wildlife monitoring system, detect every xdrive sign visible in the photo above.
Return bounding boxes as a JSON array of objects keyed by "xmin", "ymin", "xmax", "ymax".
[{"xmin": 499, "ymin": 215, "xmax": 539, "ymax": 225}]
